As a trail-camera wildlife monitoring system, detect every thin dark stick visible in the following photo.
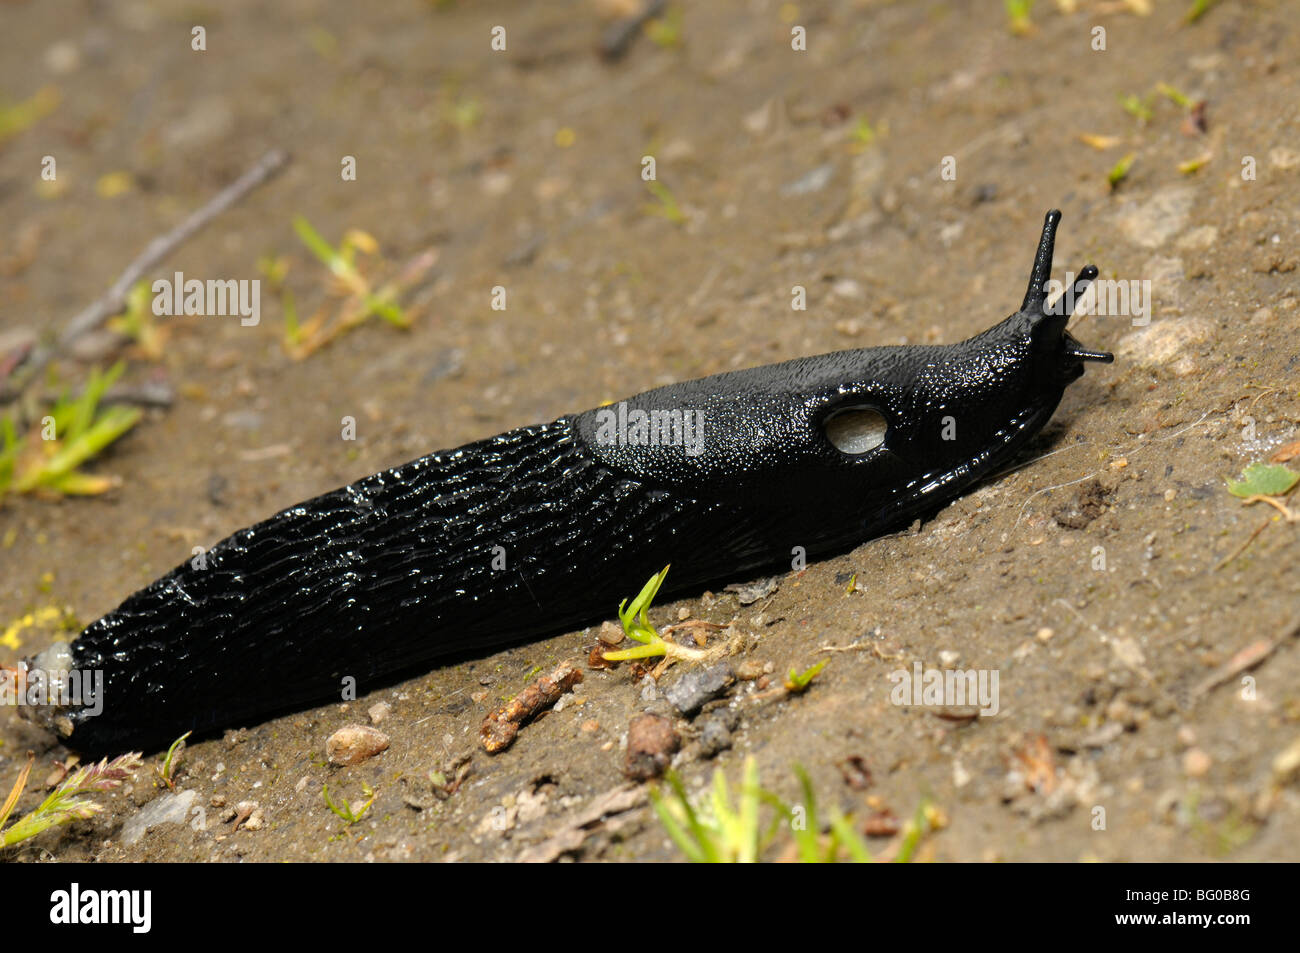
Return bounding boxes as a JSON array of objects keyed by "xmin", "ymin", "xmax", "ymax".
[{"xmin": 6, "ymin": 148, "xmax": 290, "ymax": 398}]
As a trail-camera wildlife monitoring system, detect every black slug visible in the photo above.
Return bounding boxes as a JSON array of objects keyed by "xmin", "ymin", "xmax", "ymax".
[{"xmin": 21, "ymin": 209, "xmax": 1111, "ymax": 754}]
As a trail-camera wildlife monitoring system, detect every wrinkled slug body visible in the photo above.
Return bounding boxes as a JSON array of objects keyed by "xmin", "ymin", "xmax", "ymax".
[{"xmin": 41, "ymin": 210, "xmax": 1111, "ymax": 754}]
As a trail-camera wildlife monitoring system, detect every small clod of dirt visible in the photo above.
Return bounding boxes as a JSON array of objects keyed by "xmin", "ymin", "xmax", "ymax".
[
  {"xmin": 624, "ymin": 713, "xmax": 680, "ymax": 781},
  {"xmin": 1052, "ymin": 479, "xmax": 1113, "ymax": 530}
]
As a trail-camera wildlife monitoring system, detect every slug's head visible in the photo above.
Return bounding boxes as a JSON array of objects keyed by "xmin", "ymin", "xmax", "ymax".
[
  {"xmin": 1013, "ymin": 208, "xmax": 1113, "ymax": 384},
  {"xmin": 814, "ymin": 209, "xmax": 1112, "ymax": 518}
]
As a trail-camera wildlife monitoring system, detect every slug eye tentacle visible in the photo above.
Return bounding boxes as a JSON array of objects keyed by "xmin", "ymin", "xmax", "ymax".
[
  {"xmin": 1020, "ymin": 208, "xmax": 1062, "ymax": 314},
  {"xmin": 1063, "ymin": 263, "xmax": 1100, "ymax": 317},
  {"xmin": 1015, "ymin": 212, "xmax": 1115, "ymax": 368}
]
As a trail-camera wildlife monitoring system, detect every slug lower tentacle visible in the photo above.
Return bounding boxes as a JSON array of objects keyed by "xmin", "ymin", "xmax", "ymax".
[{"xmin": 24, "ymin": 209, "xmax": 1111, "ymax": 754}]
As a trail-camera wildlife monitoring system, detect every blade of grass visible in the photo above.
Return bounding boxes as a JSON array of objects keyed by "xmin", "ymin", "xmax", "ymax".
[{"xmin": 0, "ymin": 752, "xmax": 35, "ymax": 830}]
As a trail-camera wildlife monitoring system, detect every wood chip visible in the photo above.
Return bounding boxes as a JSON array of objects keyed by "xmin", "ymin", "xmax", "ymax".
[
  {"xmin": 1192, "ymin": 638, "xmax": 1278, "ymax": 699},
  {"xmin": 515, "ymin": 785, "xmax": 646, "ymax": 863}
]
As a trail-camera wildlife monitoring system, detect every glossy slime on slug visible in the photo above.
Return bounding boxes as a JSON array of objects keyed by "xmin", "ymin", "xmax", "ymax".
[{"xmin": 24, "ymin": 209, "xmax": 1111, "ymax": 754}]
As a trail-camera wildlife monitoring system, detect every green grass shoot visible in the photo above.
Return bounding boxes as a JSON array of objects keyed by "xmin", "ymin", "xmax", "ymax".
[
  {"xmin": 1185, "ymin": 0, "xmax": 1217, "ymax": 24},
  {"xmin": 784, "ymin": 659, "xmax": 828, "ymax": 693},
  {"xmin": 277, "ymin": 217, "xmax": 436, "ymax": 360},
  {"xmin": 1003, "ymin": 0, "xmax": 1035, "ymax": 36},
  {"xmin": 322, "ymin": 781, "xmax": 375, "ymax": 825},
  {"xmin": 107, "ymin": 280, "xmax": 168, "ymax": 360},
  {"xmin": 650, "ymin": 757, "xmax": 936, "ymax": 863},
  {"xmin": 645, "ymin": 5, "xmax": 684, "ymax": 49},
  {"xmin": 1155, "ymin": 82, "xmax": 1193, "ymax": 110},
  {"xmin": 2, "ymin": 752, "xmax": 143, "ymax": 849},
  {"xmin": 0, "ymin": 85, "xmax": 60, "ymax": 145},
  {"xmin": 0, "ymin": 362, "xmax": 142, "ymax": 501},
  {"xmin": 1107, "ymin": 152, "xmax": 1136, "ymax": 189},
  {"xmin": 642, "ymin": 180, "xmax": 687, "ymax": 225},
  {"xmin": 158, "ymin": 731, "xmax": 192, "ymax": 791},
  {"xmin": 1119, "ymin": 93, "xmax": 1153, "ymax": 123},
  {"xmin": 602, "ymin": 566, "xmax": 707, "ymax": 663}
]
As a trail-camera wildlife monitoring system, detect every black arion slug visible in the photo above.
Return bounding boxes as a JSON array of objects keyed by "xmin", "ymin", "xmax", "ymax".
[{"xmin": 21, "ymin": 209, "xmax": 1111, "ymax": 754}]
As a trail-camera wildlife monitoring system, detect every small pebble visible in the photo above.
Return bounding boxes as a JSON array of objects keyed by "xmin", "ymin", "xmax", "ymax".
[
  {"xmin": 232, "ymin": 800, "xmax": 258, "ymax": 829},
  {"xmin": 698, "ymin": 717, "xmax": 733, "ymax": 757},
  {"xmin": 368, "ymin": 701, "xmax": 392, "ymax": 725},
  {"xmin": 1271, "ymin": 737, "xmax": 1300, "ymax": 784},
  {"xmin": 1183, "ymin": 748, "xmax": 1212, "ymax": 778},
  {"xmin": 326, "ymin": 724, "xmax": 391, "ymax": 766},
  {"xmin": 120, "ymin": 790, "xmax": 197, "ymax": 846},
  {"xmin": 953, "ymin": 760, "xmax": 971, "ymax": 788},
  {"xmin": 664, "ymin": 662, "xmax": 735, "ymax": 716},
  {"xmin": 735, "ymin": 659, "xmax": 771, "ymax": 680}
]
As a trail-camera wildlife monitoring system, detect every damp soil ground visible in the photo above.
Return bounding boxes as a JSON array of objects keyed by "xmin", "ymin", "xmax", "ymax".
[{"xmin": 2, "ymin": 1, "xmax": 1299, "ymax": 863}]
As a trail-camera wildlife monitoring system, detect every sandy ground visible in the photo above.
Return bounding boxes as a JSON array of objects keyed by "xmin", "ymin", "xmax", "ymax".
[{"xmin": 1, "ymin": 0, "xmax": 1299, "ymax": 862}]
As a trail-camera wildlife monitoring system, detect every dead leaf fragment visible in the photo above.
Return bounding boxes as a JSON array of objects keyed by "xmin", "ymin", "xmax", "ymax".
[
  {"xmin": 1012, "ymin": 734, "xmax": 1058, "ymax": 795},
  {"xmin": 1269, "ymin": 441, "xmax": 1300, "ymax": 464}
]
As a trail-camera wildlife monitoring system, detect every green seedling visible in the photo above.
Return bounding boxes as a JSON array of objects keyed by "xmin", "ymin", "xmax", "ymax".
[
  {"xmin": 0, "ymin": 85, "xmax": 59, "ymax": 145},
  {"xmin": 1178, "ymin": 153, "xmax": 1212, "ymax": 175},
  {"xmin": 449, "ymin": 96, "xmax": 482, "ymax": 131},
  {"xmin": 279, "ymin": 217, "xmax": 436, "ymax": 360},
  {"xmin": 781, "ymin": 765, "xmax": 875, "ymax": 862},
  {"xmin": 651, "ymin": 757, "xmax": 935, "ymax": 863},
  {"xmin": 1118, "ymin": 93, "xmax": 1153, "ymax": 123},
  {"xmin": 107, "ymin": 280, "xmax": 168, "ymax": 360},
  {"xmin": 0, "ymin": 363, "xmax": 142, "ymax": 500},
  {"xmin": 645, "ymin": 4, "xmax": 684, "ymax": 48},
  {"xmin": 257, "ymin": 254, "xmax": 301, "ymax": 348},
  {"xmin": 294, "ymin": 217, "xmax": 406, "ymax": 322},
  {"xmin": 158, "ymin": 731, "xmax": 191, "ymax": 791},
  {"xmin": 784, "ymin": 659, "xmax": 828, "ymax": 694},
  {"xmin": 651, "ymin": 757, "xmax": 770, "ymax": 862},
  {"xmin": 602, "ymin": 566, "xmax": 707, "ymax": 663},
  {"xmin": 2, "ymin": 752, "xmax": 143, "ymax": 849},
  {"xmin": 1107, "ymin": 152, "xmax": 1136, "ymax": 189},
  {"xmin": 1004, "ymin": 0, "xmax": 1035, "ymax": 36},
  {"xmin": 1155, "ymin": 82, "xmax": 1193, "ymax": 110},
  {"xmin": 322, "ymin": 781, "xmax": 375, "ymax": 825},
  {"xmin": 642, "ymin": 180, "xmax": 687, "ymax": 225},
  {"xmin": 1185, "ymin": 0, "xmax": 1217, "ymax": 24}
]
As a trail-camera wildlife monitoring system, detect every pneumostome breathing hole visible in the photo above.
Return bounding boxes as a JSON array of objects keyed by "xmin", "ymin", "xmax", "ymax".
[{"xmin": 824, "ymin": 406, "xmax": 887, "ymax": 455}]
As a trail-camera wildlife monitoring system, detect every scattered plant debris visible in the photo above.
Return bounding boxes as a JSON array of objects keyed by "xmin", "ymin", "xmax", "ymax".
[{"xmin": 480, "ymin": 661, "xmax": 583, "ymax": 752}]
